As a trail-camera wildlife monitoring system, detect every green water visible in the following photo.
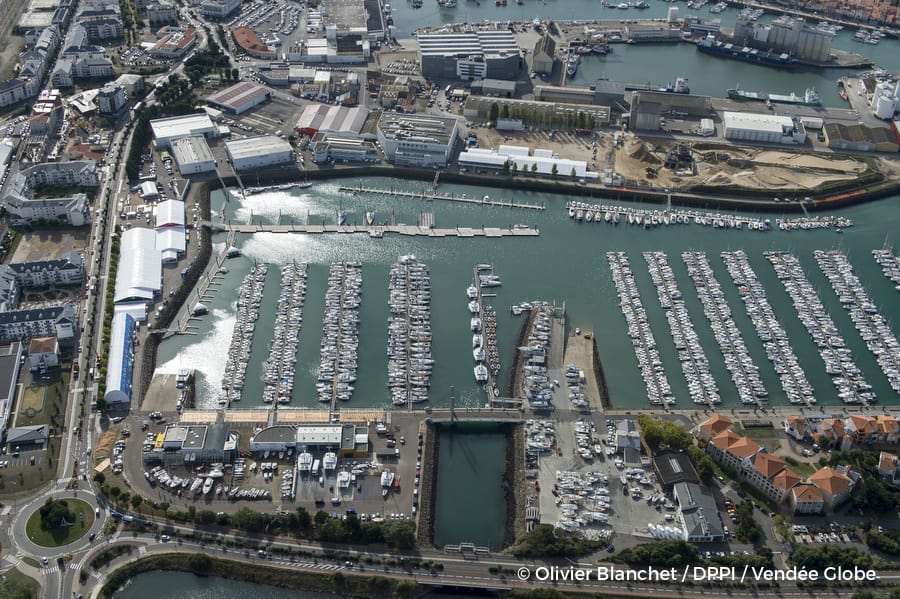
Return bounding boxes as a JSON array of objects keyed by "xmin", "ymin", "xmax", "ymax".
[
  {"xmin": 113, "ymin": 571, "xmax": 341, "ymax": 599},
  {"xmin": 157, "ymin": 178, "xmax": 900, "ymax": 411},
  {"xmin": 433, "ymin": 423, "xmax": 508, "ymax": 550}
]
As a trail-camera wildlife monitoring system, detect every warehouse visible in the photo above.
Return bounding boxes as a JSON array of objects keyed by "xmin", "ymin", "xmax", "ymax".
[
  {"xmin": 294, "ymin": 104, "xmax": 370, "ymax": 137},
  {"xmin": 458, "ymin": 145, "xmax": 599, "ymax": 178},
  {"xmin": 417, "ymin": 28, "xmax": 521, "ymax": 81},
  {"xmin": 205, "ymin": 81, "xmax": 271, "ymax": 115},
  {"xmin": 249, "ymin": 423, "xmax": 369, "ymax": 458},
  {"xmin": 170, "ymin": 136, "xmax": 216, "ymax": 174},
  {"xmin": 376, "ymin": 113, "xmax": 459, "ymax": 167},
  {"xmin": 722, "ymin": 111, "xmax": 806, "ymax": 144},
  {"xmin": 225, "ymin": 135, "xmax": 293, "ymax": 171},
  {"xmin": 155, "ymin": 199, "xmax": 186, "ymax": 263},
  {"xmin": 114, "ymin": 228, "xmax": 161, "ymax": 305},
  {"xmin": 105, "ymin": 312, "xmax": 136, "ymax": 404},
  {"xmin": 150, "ymin": 113, "xmax": 217, "ymax": 148},
  {"xmin": 823, "ymin": 122, "xmax": 899, "ymax": 153}
]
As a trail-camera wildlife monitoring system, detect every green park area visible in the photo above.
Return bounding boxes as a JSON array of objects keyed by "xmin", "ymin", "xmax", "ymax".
[{"xmin": 25, "ymin": 497, "xmax": 95, "ymax": 547}]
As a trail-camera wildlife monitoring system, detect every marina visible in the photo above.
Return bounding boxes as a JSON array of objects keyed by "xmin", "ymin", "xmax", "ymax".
[
  {"xmin": 606, "ymin": 252, "xmax": 674, "ymax": 408},
  {"xmin": 566, "ymin": 200, "xmax": 772, "ymax": 231},
  {"xmin": 721, "ymin": 250, "xmax": 816, "ymax": 406},
  {"xmin": 204, "ymin": 221, "xmax": 540, "ymax": 238},
  {"xmin": 221, "ymin": 263, "xmax": 268, "ymax": 405},
  {"xmin": 814, "ymin": 250, "xmax": 900, "ymax": 395},
  {"xmin": 338, "ymin": 185, "xmax": 545, "ymax": 211},
  {"xmin": 387, "ymin": 255, "xmax": 434, "ymax": 407},
  {"xmin": 644, "ymin": 251, "xmax": 721, "ymax": 407},
  {"xmin": 873, "ymin": 247, "xmax": 900, "ymax": 290},
  {"xmin": 316, "ymin": 262, "xmax": 363, "ymax": 408},
  {"xmin": 766, "ymin": 251, "xmax": 874, "ymax": 405},
  {"xmin": 683, "ymin": 251, "xmax": 768, "ymax": 406},
  {"xmin": 517, "ymin": 303, "xmax": 555, "ymax": 410},
  {"xmin": 262, "ymin": 262, "xmax": 307, "ymax": 405},
  {"xmin": 776, "ymin": 215, "xmax": 854, "ymax": 231}
]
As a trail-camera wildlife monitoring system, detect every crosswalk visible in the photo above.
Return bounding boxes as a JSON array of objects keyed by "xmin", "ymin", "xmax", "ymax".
[
  {"xmin": 273, "ymin": 561, "xmax": 344, "ymax": 571},
  {"xmin": 43, "ymin": 566, "xmax": 59, "ymax": 574}
]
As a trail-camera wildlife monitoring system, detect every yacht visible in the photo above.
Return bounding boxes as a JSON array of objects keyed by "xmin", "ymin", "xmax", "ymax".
[
  {"xmin": 298, "ymin": 452, "xmax": 313, "ymax": 472},
  {"xmin": 369, "ymin": 230, "xmax": 384, "ymax": 238},
  {"xmin": 365, "ymin": 211, "xmax": 375, "ymax": 226},
  {"xmin": 468, "ymin": 300, "xmax": 480, "ymax": 314},
  {"xmin": 466, "ymin": 285, "xmax": 478, "ymax": 299},
  {"xmin": 323, "ymin": 452, "xmax": 338, "ymax": 471},
  {"xmin": 474, "ymin": 364, "xmax": 489, "ymax": 383},
  {"xmin": 471, "ymin": 317, "xmax": 482, "ymax": 332}
]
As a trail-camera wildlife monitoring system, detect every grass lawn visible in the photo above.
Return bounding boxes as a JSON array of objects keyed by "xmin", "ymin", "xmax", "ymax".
[
  {"xmin": 20, "ymin": 386, "xmax": 45, "ymax": 414},
  {"xmin": 0, "ymin": 567, "xmax": 40, "ymax": 599},
  {"xmin": 25, "ymin": 498, "xmax": 95, "ymax": 547}
]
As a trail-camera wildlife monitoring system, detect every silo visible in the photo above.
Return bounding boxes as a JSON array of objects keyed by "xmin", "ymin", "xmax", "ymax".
[{"xmin": 875, "ymin": 94, "xmax": 898, "ymax": 120}]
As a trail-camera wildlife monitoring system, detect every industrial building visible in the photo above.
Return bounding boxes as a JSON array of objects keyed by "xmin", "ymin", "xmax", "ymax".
[
  {"xmin": 823, "ymin": 122, "xmax": 899, "ymax": 153},
  {"xmin": 458, "ymin": 145, "xmax": 599, "ymax": 179},
  {"xmin": 531, "ymin": 35, "xmax": 556, "ymax": 75},
  {"xmin": 104, "ymin": 312, "xmax": 136, "ymax": 404},
  {"xmin": 416, "ymin": 28, "xmax": 521, "ymax": 81},
  {"xmin": 294, "ymin": 104, "xmax": 370, "ymax": 137},
  {"xmin": 629, "ymin": 90, "xmax": 712, "ymax": 131},
  {"xmin": 205, "ymin": 81, "xmax": 271, "ymax": 115},
  {"xmin": 310, "ymin": 133, "xmax": 378, "ymax": 163},
  {"xmin": 151, "ymin": 423, "xmax": 237, "ymax": 465},
  {"xmin": 170, "ymin": 136, "xmax": 216, "ymax": 174},
  {"xmin": 470, "ymin": 79, "xmax": 517, "ymax": 98},
  {"xmin": 624, "ymin": 24, "xmax": 684, "ymax": 43},
  {"xmin": 155, "ymin": 200, "xmax": 186, "ymax": 263},
  {"xmin": 673, "ymin": 482, "xmax": 726, "ymax": 543},
  {"xmin": 463, "ymin": 96, "xmax": 610, "ymax": 128},
  {"xmin": 870, "ymin": 80, "xmax": 899, "ymax": 121},
  {"xmin": 734, "ymin": 15, "xmax": 833, "ymax": 63},
  {"xmin": 225, "ymin": 135, "xmax": 293, "ymax": 171},
  {"xmin": 249, "ymin": 423, "xmax": 370, "ymax": 458},
  {"xmin": 376, "ymin": 113, "xmax": 459, "ymax": 168},
  {"xmin": 150, "ymin": 113, "xmax": 217, "ymax": 148},
  {"xmin": 114, "ymin": 228, "xmax": 161, "ymax": 306},
  {"xmin": 722, "ymin": 111, "xmax": 806, "ymax": 144}
]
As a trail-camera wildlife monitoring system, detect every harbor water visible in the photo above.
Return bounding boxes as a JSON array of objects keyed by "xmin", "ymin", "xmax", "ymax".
[
  {"xmin": 390, "ymin": 1, "xmax": 900, "ymax": 107},
  {"xmin": 432, "ymin": 422, "xmax": 509, "ymax": 550},
  {"xmin": 157, "ymin": 179, "xmax": 900, "ymax": 411},
  {"xmin": 113, "ymin": 571, "xmax": 341, "ymax": 599}
]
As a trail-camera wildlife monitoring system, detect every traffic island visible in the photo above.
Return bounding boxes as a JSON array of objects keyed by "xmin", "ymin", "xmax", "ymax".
[{"xmin": 24, "ymin": 497, "xmax": 95, "ymax": 547}]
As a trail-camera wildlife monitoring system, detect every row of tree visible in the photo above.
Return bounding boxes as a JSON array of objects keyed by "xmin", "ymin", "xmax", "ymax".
[
  {"xmin": 487, "ymin": 102, "xmax": 598, "ymax": 131},
  {"xmin": 637, "ymin": 414, "xmax": 716, "ymax": 481}
]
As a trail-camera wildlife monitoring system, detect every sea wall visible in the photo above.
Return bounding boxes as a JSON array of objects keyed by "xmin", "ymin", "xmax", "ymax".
[{"xmin": 417, "ymin": 420, "xmax": 438, "ymax": 547}]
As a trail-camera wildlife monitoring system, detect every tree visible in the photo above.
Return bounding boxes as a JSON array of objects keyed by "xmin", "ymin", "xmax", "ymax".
[
  {"xmin": 93, "ymin": 472, "xmax": 105, "ymax": 485},
  {"xmin": 551, "ymin": 164, "xmax": 558, "ymax": 176},
  {"xmin": 489, "ymin": 102, "xmax": 500, "ymax": 123},
  {"xmin": 511, "ymin": 162, "xmax": 518, "ymax": 174},
  {"xmin": 39, "ymin": 498, "xmax": 75, "ymax": 531},
  {"xmin": 232, "ymin": 68, "xmax": 239, "ymax": 81},
  {"xmin": 382, "ymin": 519, "xmax": 416, "ymax": 549},
  {"xmin": 130, "ymin": 495, "xmax": 143, "ymax": 512},
  {"xmin": 500, "ymin": 104, "xmax": 510, "ymax": 119},
  {"xmin": 501, "ymin": 160, "xmax": 510, "ymax": 173},
  {"xmin": 531, "ymin": 163, "xmax": 538, "ymax": 173},
  {"xmin": 188, "ymin": 553, "xmax": 213, "ymax": 572},
  {"xmin": 570, "ymin": 167, "xmax": 577, "ymax": 177},
  {"xmin": 108, "ymin": 486, "xmax": 121, "ymax": 498}
]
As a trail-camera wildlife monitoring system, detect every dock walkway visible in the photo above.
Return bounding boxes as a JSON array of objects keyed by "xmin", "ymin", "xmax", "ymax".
[
  {"xmin": 201, "ymin": 221, "xmax": 539, "ymax": 238},
  {"xmin": 338, "ymin": 185, "xmax": 545, "ymax": 211}
]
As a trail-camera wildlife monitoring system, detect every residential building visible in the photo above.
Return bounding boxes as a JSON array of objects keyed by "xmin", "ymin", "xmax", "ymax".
[
  {"xmin": 142, "ymin": 1, "xmax": 178, "ymax": 25},
  {"xmin": 233, "ymin": 27, "xmax": 276, "ymax": 59},
  {"xmin": 97, "ymin": 83, "xmax": 127, "ymax": 115},
  {"xmin": 790, "ymin": 483, "xmax": 825, "ymax": 514},
  {"xmin": 9, "ymin": 252, "xmax": 85, "ymax": 288},
  {"xmin": 878, "ymin": 451, "xmax": 900, "ymax": 485},
  {"xmin": 784, "ymin": 415, "xmax": 809, "ymax": 442},
  {"xmin": 698, "ymin": 413, "xmax": 733, "ymax": 442},
  {"xmin": 745, "ymin": 452, "xmax": 788, "ymax": 502},
  {"xmin": 772, "ymin": 468, "xmax": 802, "ymax": 501},
  {"xmin": 2, "ymin": 161, "xmax": 97, "ymax": 227},
  {"xmin": 706, "ymin": 430, "xmax": 760, "ymax": 470},
  {"xmin": 0, "ymin": 305, "xmax": 76, "ymax": 342},
  {"xmin": 0, "ymin": 267, "xmax": 20, "ymax": 311},
  {"xmin": 27, "ymin": 336, "xmax": 59, "ymax": 371},
  {"xmin": 809, "ymin": 466, "xmax": 856, "ymax": 510},
  {"xmin": 201, "ymin": 0, "xmax": 241, "ymax": 19}
]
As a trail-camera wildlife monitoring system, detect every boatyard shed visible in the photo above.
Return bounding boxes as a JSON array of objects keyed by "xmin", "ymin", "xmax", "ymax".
[
  {"xmin": 114, "ymin": 228, "xmax": 161, "ymax": 305},
  {"xmin": 340, "ymin": 424, "xmax": 370, "ymax": 458},
  {"xmin": 225, "ymin": 135, "xmax": 293, "ymax": 170},
  {"xmin": 822, "ymin": 122, "xmax": 899, "ymax": 153},
  {"xmin": 150, "ymin": 113, "xmax": 217, "ymax": 148},
  {"xmin": 531, "ymin": 35, "xmax": 556, "ymax": 75},
  {"xmin": 104, "ymin": 312, "xmax": 135, "ymax": 404},
  {"xmin": 205, "ymin": 81, "xmax": 271, "ymax": 115},
  {"xmin": 294, "ymin": 104, "xmax": 370, "ymax": 137},
  {"xmin": 458, "ymin": 145, "xmax": 598, "ymax": 178},
  {"xmin": 723, "ymin": 111, "xmax": 806, "ymax": 144},
  {"xmin": 170, "ymin": 136, "xmax": 216, "ymax": 174},
  {"xmin": 654, "ymin": 451, "xmax": 700, "ymax": 491}
]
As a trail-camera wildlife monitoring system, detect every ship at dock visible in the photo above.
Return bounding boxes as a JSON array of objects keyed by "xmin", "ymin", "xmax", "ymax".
[
  {"xmin": 697, "ymin": 34, "xmax": 798, "ymax": 69},
  {"xmin": 727, "ymin": 86, "xmax": 821, "ymax": 106}
]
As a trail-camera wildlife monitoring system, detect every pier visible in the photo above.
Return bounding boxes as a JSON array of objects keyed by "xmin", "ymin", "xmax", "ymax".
[
  {"xmin": 201, "ymin": 221, "xmax": 539, "ymax": 238},
  {"xmin": 338, "ymin": 185, "xmax": 545, "ymax": 211}
]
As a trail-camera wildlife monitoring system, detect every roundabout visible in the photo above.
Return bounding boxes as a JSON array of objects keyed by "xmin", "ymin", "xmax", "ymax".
[{"xmin": 25, "ymin": 497, "xmax": 95, "ymax": 548}]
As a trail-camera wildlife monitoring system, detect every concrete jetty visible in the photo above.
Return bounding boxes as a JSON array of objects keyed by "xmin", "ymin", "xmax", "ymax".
[
  {"xmin": 338, "ymin": 185, "xmax": 545, "ymax": 211},
  {"xmin": 201, "ymin": 221, "xmax": 540, "ymax": 238}
]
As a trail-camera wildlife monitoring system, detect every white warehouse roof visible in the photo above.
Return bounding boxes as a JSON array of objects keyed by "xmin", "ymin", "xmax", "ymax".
[
  {"xmin": 150, "ymin": 113, "xmax": 216, "ymax": 146},
  {"xmin": 722, "ymin": 111, "xmax": 795, "ymax": 134},
  {"xmin": 170, "ymin": 136, "xmax": 215, "ymax": 170},
  {"xmin": 225, "ymin": 135, "xmax": 292, "ymax": 163},
  {"xmin": 114, "ymin": 228, "xmax": 161, "ymax": 303},
  {"xmin": 156, "ymin": 199, "xmax": 185, "ymax": 228},
  {"xmin": 140, "ymin": 181, "xmax": 159, "ymax": 198},
  {"xmin": 459, "ymin": 145, "xmax": 599, "ymax": 178},
  {"xmin": 157, "ymin": 227, "xmax": 186, "ymax": 263}
]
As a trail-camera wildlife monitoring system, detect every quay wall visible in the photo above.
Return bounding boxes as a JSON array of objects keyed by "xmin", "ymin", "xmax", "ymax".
[
  {"xmin": 592, "ymin": 335, "xmax": 612, "ymax": 411},
  {"xmin": 418, "ymin": 421, "xmax": 438, "ymax": 547},
  {"xmin": 217, "ymin": 165, "xmax": 900, "ymax": 214}
]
